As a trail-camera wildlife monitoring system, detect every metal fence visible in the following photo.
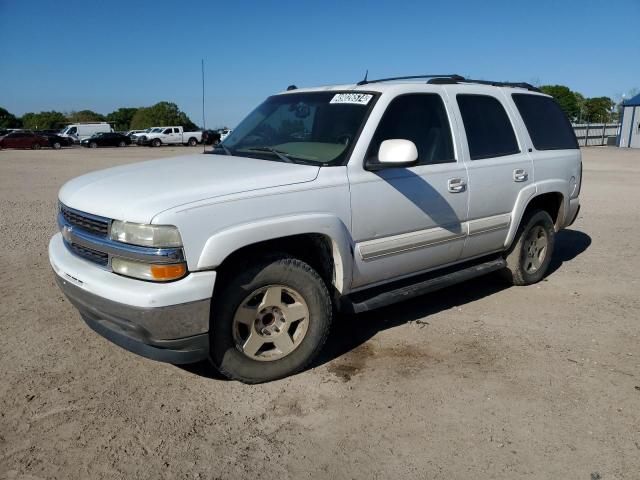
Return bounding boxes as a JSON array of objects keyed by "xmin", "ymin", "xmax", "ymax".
[{"xmin": 572, "ymin": 123, "xmax": 620, "ymax": 147}]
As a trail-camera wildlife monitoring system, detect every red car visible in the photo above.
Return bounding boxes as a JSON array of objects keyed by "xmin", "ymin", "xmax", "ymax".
[{"xmin": 0, "ymin": 131, "xmax": 49, "ymax": 150}]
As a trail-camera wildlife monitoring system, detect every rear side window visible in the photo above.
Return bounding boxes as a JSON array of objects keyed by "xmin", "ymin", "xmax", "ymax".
[
  {"xmin": 512, "ymin": 94, "xmax": 578, "ymax": 150},
  {"xmin": 367, "ymin": 94, "xmax": 455, "ymax": 165},
  {"xmin": 457, "ymin": 94, "xmax": 520, "ymax": 160}
]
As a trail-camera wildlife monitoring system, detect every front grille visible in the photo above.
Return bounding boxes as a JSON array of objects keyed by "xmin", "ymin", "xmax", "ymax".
[
  {"xmin": 60, "ymin": 204, "xmax": 109, "ymax": 236},
  {"xmin": 69, "ymin": 243, "xmax": 109, "ymax": 266}
]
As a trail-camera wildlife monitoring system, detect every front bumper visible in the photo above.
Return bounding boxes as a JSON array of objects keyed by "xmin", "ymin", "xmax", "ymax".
[
  {"xmin": 49, "ymin": 233, "xmax": 215, "ymax": 364},
  {"xmin": 55, "ymin": 275, "xmax": 209, "ymax": 363}
]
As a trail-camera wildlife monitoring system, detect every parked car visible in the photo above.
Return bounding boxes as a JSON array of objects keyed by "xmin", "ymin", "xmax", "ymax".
[
  {"xmin": 37, "ymin": 132, "xmax": 74, "ymax": 149},
  {"xmin": 219, "ymin": 128, "xmax": 232, "ymax": 141},
  {"xmin": 81, "ymin": 132, "xmax": 132, "ymax": 148},
  {"xmin": 131, "ymin": 127, "xmax": 161, "ymax": 145},
  {"xmin": 49, "ymin": 75, "xmax": 581, "ymax": 383},
  {"xmin": 0, "ymin": 130, "xmax": 49, "ymax": 149},
  {"xmin": 137, "ymin": 126, "xmax": 203, "ymax": 147},
  {"xmin": 59, "ymin": 122, "xmax": 113, "ymax": 143},
  {"xmin": 202, "ymin": 129, "xmax": 221, "ymax": 145}
]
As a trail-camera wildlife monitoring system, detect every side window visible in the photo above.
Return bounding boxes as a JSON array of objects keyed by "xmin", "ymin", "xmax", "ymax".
[
  {"xmin": 367, "ymin": 94, "xmax": 455, "ymax": 165},
  {"xmin": 163, "ymin": 128, "xmax": 172, "ymax": 134},
  {"xmin": 173, "ymin": 128, "xmax": 180, "ymax": 133},
  {"xmin": 512, "ymin": 94, "xmax": 578, "ymax": 150},
  {"xmin": 457, "ymin": 94, "xmax": 520, "ymax": 160}
]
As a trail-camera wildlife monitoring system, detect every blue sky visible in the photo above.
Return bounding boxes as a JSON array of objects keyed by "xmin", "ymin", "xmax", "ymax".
[{"xmin": 1, "ymin": 0, "xmax": 638, "ymax": 128}]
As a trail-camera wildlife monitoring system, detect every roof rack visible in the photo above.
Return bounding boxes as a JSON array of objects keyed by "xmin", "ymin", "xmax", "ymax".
[
  {"xmin": 357, "ymin": 74, "xmax": 464, "ymax": 85},
  {"xmin": 356, "ymin": 74, "xmax": 540, "ymax": 92}
]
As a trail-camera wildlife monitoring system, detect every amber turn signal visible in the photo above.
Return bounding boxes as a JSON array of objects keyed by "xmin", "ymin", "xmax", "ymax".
[{"xmin": 150, "ymin": 263, "xmax": 187, "ymax": 281}]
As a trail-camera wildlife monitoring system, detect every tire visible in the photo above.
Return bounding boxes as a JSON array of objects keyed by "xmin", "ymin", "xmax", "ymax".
[
  {"xmin": 210, "ymin": 255, "xmax": 332, "ymax": 383},
  {"xmin": 32, "ymin": 143, "xmax": 41, "ymax": 150},
  {"xmin": 89, "ymin": 142, "xmax": 98, "ymax": 148},
  {"xmin": 152, "ymin": 139, "xmax": 161, "ymax": 147},
  {"xmin": 188, "ymin": 137, "xmax": 197, "ymax": 146},
  {"xmin": 502, "ymin": 209, "xmax": 556, "ymax": 286},
  {"xmin": 118, "ymin": 141, "xmax": 126, "ymax": 147},
  {"xmin": 52, "ymin": 142, "xmax": 61, "ymax": 150}
]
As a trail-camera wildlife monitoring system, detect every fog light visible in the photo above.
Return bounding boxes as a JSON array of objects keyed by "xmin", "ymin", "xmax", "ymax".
[{"xmin": 112, "ymin": 257, "xmax": 187, "ymax": 282}]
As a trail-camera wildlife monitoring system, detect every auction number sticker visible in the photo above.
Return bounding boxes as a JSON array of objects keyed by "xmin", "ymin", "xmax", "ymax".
[{"xmin": 330, "ymin": 93, "xmax": 373, "ymax": 105}]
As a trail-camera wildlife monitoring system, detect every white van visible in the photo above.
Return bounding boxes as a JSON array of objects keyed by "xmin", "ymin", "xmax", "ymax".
[{"xmin": 60, "ymin": 123, "xmax": 113, "ymax": 143}]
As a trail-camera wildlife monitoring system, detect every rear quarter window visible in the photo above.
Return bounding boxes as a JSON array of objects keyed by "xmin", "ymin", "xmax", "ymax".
[{"xmin": 512, "ymin": 94, "xmax": 578, "ymax": 150}]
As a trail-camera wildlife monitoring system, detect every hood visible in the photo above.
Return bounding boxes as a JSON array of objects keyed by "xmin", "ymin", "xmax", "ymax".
[{"xmin": 59, "ymin": 154, "xmax": 320, "ymax": 223}]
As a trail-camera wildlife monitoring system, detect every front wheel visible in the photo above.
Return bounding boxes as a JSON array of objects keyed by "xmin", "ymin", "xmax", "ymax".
[
  {"xmin": 89, "ymin": 142, "xmax": 98, "ymax": 148},
  {"xmin": 151, "ymin": 139, "xmax": 161, "ymax": 147},
  {"xmin": 502, "ymin": 209, "xmax": 556, "ymax": 286},
  {"xmin": 210, "ymin": 255, "xmax": 332, "ymax": 383}
]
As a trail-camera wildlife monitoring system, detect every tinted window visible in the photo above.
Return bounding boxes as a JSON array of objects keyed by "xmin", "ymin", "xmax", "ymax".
[
  {"xmin": 512, "ymin": 94, "xmax": 578, "ymax": 150},
  {"xmin": 457, "ymin": 94, "xmax": 520, "ymax": 160},
  {"xmin": 367, "ymin": 94, "xmax": 455, "ymax": 165}
]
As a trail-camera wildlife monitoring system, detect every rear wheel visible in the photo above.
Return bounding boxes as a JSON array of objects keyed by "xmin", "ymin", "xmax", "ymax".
[
  {"xmin": 32, "ymin": 143, "xmax": 41, "ymax": 150},
  {"xmin": 52, "ymin": 142, "xmax": 61, "ymax": 150},
  {"xmin": 118, "ymin": 140, "xmax": 126, "ymax": 147},
  {"xmin": 502, "ymin": 209, "xmax": 555, "ymax": 286},
  {"xmin": 210, "ymin": 255, "xmax": 332, "ymax": 383},
  {"xmin": 188, "ymin": 137, "xmax": 197, "ymax": 146}
]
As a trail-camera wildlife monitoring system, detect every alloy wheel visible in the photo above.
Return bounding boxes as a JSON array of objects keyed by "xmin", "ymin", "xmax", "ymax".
[{"xmin": 232, "ymin": 285, "xmax": 309, "ymax": 361}]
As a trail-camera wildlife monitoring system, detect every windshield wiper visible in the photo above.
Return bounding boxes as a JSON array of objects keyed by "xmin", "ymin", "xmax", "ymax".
[
  {"xmin": 246, "ymin": 147, "xmax": 293, "ymax": 163},
  {"xmin": 213, "ymin": 144, "xmax": 232, "ymax": 155}
]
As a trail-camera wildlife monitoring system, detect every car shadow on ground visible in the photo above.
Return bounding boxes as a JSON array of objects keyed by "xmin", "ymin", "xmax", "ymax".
[{"xmin": 177, "ymin": 228, "xmax": 591, "ymax": 381}]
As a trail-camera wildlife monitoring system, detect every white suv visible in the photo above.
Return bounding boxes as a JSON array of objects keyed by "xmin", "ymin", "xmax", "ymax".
[{"xmin": 49, "ymin": 74, "xmax": 581, "ymax": 383}]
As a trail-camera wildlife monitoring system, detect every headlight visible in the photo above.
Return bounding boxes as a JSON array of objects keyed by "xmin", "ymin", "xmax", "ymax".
[
  {"xmin": 111, "ymin": 257, "xmax": 187, "ymax": 282},
  {"xmin": 110, "ymin": 220, "xmax": 182, "ymax": 247}
]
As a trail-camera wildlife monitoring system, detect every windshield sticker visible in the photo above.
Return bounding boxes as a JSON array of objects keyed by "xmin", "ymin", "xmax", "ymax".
[{"xmin": 330, "ymin": 93, "xmax": 373, "ymax": 105}]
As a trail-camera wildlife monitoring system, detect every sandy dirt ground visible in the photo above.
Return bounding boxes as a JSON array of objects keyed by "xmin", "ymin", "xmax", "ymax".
[{"xmin": 0, "ymin": 145, "xmax": 639, "ymax": 479}]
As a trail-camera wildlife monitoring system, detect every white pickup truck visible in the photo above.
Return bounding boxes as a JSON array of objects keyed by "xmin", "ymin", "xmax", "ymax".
[
  {"xmin": 138, "ymin": 126, "xmax": 203, "ymax": 147},
  {"xmin": 49, "ymin": 74, "xmax": 581, "ymax": 383}
]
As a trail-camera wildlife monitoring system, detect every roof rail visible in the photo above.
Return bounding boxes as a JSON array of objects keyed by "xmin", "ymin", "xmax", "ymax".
[
  {"xmin": 451, "ymin": 77, "xmax": 541, "ymax": 92},
  {"xmin": 357, "ymin": 74, "xmax": 464, "ymax": 86},
  {"xmin": 356, "ymin": 74, "xmax": 540, "ymax": 92}
]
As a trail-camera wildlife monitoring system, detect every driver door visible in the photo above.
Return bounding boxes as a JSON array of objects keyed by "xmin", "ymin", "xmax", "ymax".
[{"xmin": 348, "ymin": 93, "xmax": 469, "ymax": 289}]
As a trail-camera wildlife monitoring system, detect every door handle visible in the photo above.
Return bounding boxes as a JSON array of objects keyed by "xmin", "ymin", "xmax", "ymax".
[
  {"xmin": 513, "ymin": 169, "xmax": 528, "ymax": 182},
  {"xmin": 448, "ymin": 178, "xmax": 467, "ymax": 193}
]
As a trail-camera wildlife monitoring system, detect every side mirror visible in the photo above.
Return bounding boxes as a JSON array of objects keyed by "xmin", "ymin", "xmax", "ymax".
[{"xmin": 368, "ymin": 139, "xmax": 418, "ymax": 170}]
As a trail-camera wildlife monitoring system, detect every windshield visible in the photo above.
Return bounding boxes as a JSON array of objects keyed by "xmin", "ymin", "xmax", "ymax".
[
  {"xmin": 221, "ymin": 91, "xmax": 377, "ymax": 165},
  {"xmin": 150, "ymin": 128, "xmax": 162, "ymax": 133}
]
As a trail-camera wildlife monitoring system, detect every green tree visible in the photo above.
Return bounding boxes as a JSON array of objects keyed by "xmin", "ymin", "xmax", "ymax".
[
  {"xmin": 106, "ymin": 107, "xmax": 139, "ymax": 131},
  {"xmin": 130, "ymin": 102, "xmax": 197, "ymax": 130},
  {"xmin": 67, "ymin": 110, "xmax": 105, "ymax": 123},
  {"xmin": 539, "ymin": 85, "xmax": 580, "ymax": 121},
  {"xmin": 583, "ymin": 97, "xmax": 614, "ymax": 123},
  {"xmin": 0, "ymin": 107, "xmax": 22, "ymax": 128},
  {"xmin": 21, "ymin": 111, "xmax": 68, "ymax": 130}
]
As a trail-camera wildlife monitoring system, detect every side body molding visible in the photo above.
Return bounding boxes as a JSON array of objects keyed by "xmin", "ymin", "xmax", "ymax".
[{"xmin": 196, "ymin": 214, "xmax": 354, "ymax": 294}]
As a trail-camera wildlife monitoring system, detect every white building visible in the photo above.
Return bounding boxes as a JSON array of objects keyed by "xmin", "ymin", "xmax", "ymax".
[{"xmin": 619, "ymin": 93, "xmax": 640, "ymax": 148}]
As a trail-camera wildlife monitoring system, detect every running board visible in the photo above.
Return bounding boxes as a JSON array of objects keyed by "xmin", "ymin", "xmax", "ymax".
[{"xmin": 342, "ymin": 257, "xmax": 506, "ymax": 313}]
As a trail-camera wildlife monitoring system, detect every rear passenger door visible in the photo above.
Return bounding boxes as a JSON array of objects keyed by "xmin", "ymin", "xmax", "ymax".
[{"xmin": 452, "ymin": 90, "xmax": 534, "ymax": 259}]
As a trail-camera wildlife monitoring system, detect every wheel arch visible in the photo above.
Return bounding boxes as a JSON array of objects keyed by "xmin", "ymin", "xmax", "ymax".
[
  {"xmin": 197, "ymin": 214, "xmax": 354, "ymax": 296},
  {"xmin": 505, "ymin": 188, "xmax": 565, "ymax": 249}
]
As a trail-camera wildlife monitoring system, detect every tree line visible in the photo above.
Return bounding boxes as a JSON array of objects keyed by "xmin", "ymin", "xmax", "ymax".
[
  {"xmin": 0, "ymin": 102, "xmax": 198, "ymax": 131},
  {"xmin": 0, "ymin": 85, "xmax": 634, "ymax": 131},
  {"xmin": 538, "ymin": 85, "xmax": 619, "ymax": 124}
]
